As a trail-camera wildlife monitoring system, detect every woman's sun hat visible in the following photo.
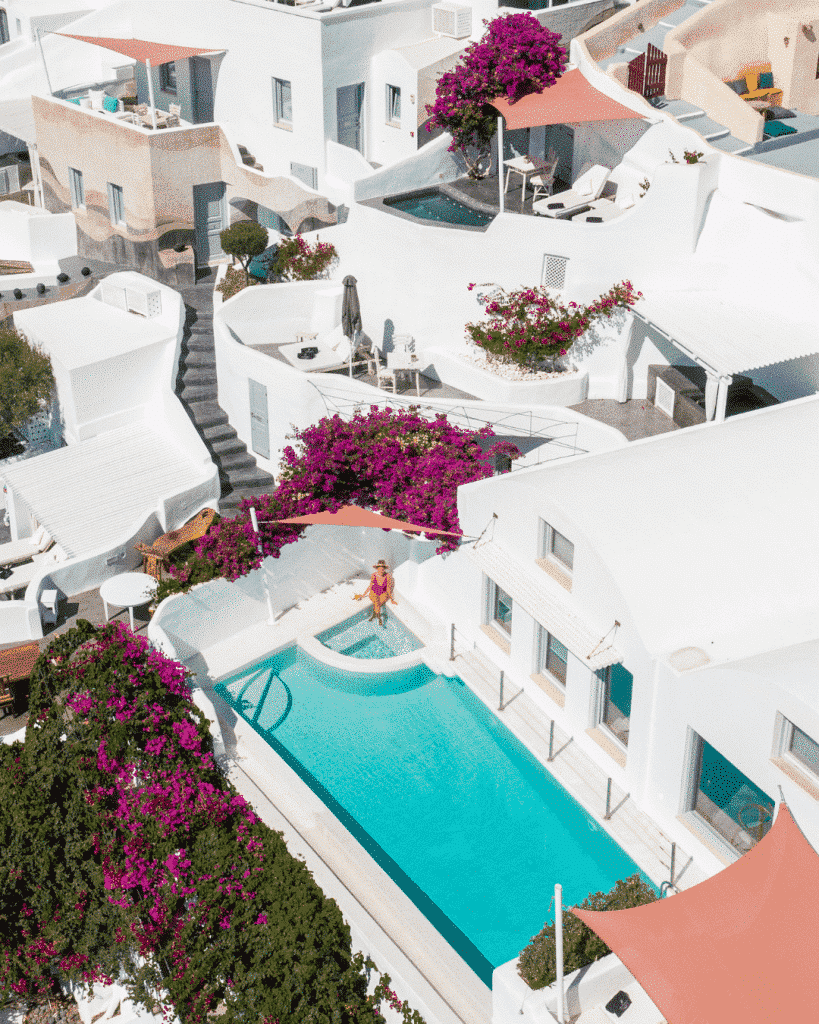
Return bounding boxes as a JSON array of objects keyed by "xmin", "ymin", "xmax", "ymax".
[{"xmin": 373, "ymin": 559, "xmax": 390, "ymax": 569}]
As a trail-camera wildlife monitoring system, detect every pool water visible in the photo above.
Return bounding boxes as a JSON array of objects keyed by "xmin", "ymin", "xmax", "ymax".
[
  {"xmin": 317, "ymin": 608, "xmax": 424, "ymax": 659},
  {"xmin": 384, "ymin": 189, "xmax": 495, "ymax": 227},
  {"xmin": 216, "ymin": 650, "xmax": 655, "ymax": 986}
]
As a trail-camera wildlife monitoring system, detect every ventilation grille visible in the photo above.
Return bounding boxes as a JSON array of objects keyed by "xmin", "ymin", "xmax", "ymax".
[
  {"xmin": 125, "ymin": 285, "xmax": 162, "ymax": 318},
  {"xmin": 432, "ymin": 3, "xmax": 472, "ymax": 38},
  {"xmin": 654, "ymin": 377, "xmax": 676, "ymax": 418},
  {"xmin": 541, "ymin": 253, "xmax": 568, "ymax": 291}
]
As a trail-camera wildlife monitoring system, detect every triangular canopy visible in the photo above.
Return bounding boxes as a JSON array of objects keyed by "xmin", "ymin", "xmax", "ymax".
[
  {"xmin": 273, "ymin": 504, "xmax": 461, "ymax": 536},
  {"xmin": 572, "ymin": 804, "xmax": 819, "ymax": 1023},
  {"xmin": 489, "ymin": 69, "xmax": 644, "ymax": 129},
  {"xmin": 58, "ymin": 34, "xmax": 221, "ymax": 66}
]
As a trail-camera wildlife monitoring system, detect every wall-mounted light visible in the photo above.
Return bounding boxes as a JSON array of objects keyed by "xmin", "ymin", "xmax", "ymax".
[
  {"xmin": 410, "ymin": 94, "xmax": 415, "ymax": 104},
  {"xmin": 784, "ymin": 36, "xmax": 790, "ymax": 46},
  {"xmin": 802, "ymin": 24, "xmax": 816, "ymax": 42}
]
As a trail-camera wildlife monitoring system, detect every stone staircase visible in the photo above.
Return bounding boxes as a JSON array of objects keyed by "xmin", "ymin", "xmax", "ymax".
[
  {"xmin": 176, "ymin": 285, "xmax": 275, "ymax": 515},
  {"xmin": 595, "ymin": 0, "xmax": 752, "ymax": 156}
]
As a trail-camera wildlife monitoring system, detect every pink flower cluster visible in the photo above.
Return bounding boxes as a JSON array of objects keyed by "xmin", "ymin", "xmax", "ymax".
[{"xmin": 466, "ymin": 280, "xmax": 643, "ymax": 368}]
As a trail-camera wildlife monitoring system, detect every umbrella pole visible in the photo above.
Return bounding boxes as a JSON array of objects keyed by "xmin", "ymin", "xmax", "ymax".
[
  {"xmin": 497, "ymin": 116, "xmax": 505, "ymax": 216},
  {"xmin": 349, "ymin": 330, "xmax": 355, "ymax": 378},
  {"xmin": 249, "ymin": 506, "xmax": 276, "ymax": 625},
  {"xmin": 146, "ymin": 58, "xmax": 157, "ymax": 130}
]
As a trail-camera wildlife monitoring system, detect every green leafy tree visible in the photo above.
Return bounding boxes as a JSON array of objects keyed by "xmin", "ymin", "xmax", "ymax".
[
  {"xmin": 219, "ymin": 221, "xmax": 269, "ymax": 285},
  {"xmin": 518, "ymin": 874, "xmax": 657, "ymax": 990},
  {"xmin": 0, "ymin": 326, "xmax": 54, "ymax": 438}
]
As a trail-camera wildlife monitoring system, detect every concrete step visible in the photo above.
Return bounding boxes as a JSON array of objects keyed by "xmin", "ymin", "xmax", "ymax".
[
  {"xmin": 211, "ymin": 436, "xmax": 250, "ymax": 457},
  {"xmin": 203, "ymin": 421, "xmax": 238, "ymax": 443},
  {"xmin": 184, "ymin": 335, "xmax": 215, "ymax": 352},
  {"xmin": 218, "ymin": 451, "xmax": 259, "ymax": 472},
  {"xmin": 182, "ymin": 367, "xmax": 218, "ymax": 384},
  {"xmin": 181, "ymin": 349, "xmax": 216, "ymax": 368},
  {"xmin": 221, "ymin": 467, "xmax": 274, "ymax": 488},
  {"xmin": 187, "ymin": 401, "xmax": 228, "ymax": 428},
  {"xmin": 219, "ymin": 486, "xmax": 275, "ymax": 514},
  {"xmin": 180, "ymin": 382, "xmax": 218, "ymax": 402}
]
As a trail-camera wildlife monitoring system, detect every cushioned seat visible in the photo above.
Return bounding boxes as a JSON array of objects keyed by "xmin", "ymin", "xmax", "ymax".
[
  {"xmin": 764, "ymin": 120, "xmax": 796, "ymax": 138},
  {"xmin": 725, "ymin": 63, "xmax": 782, "ymax": 104}
]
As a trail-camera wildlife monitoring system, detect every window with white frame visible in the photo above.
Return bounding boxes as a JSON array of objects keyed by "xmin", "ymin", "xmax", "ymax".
[
  {"xmin": 0, "ymin": 11, "xmax": 8, "ymax": 44},
  {"xmin": 594, "ymin": 663, "xmax": 633, "ymax": 747},
  {"xmin": 68, "ymin": 167, "xmax": 84, "ymax": 209},
  {"xmin": 776, "ymin": 715, "xmax": 819, "ymax": 781},
  {"xmin": 537, "ymin": 626, "xmax": 568, "ymax": 686},
  {"xmin": 107, "ymin": 182, "xmax": 125, "ymax": 226},
  {"xmin": 386, "ymin": 84, "xmax": 401, "ymax": 126},
  {"xmin": 685, "ymin": 731, "xmax": 775, "ymax": 856},
  {"xmin": 487, "ymin": 579, "xmax": 513, "ymax": 635},
  {"xmin": 273, "ymin": 78, "xmax": 292, "ymax": 128},
  {"xmin": 540, "ymin": 519, "xmax": 574, "ymax": 572},
  {"xmin": 159, "ymin": 62, "xmax": 177, "ymax": 94}
]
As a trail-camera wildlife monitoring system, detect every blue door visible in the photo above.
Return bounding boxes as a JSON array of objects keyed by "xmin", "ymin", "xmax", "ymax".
[
  {"xmin": 337, "ymin": 83, "xmax": 365, "ymax": 153},
  {"xmin": 193, "ymin": 182, "xmax": 226, "ymax": 266}
]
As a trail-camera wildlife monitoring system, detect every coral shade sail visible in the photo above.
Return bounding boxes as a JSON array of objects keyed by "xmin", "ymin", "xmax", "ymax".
[
  {"xmin": 58, "ymin": 34, "xmax": 221, "ymax": 65},
  {"xmin": 273, "ymin": 504, "xmax": 461, "ymax": 536},
  {"xmin": 571, "ymin": 804, "xmax": 819, "ymax": 1024},
  {"xmin": 489, "ymin": 69, "xmax": 644, "ymax": 128}
]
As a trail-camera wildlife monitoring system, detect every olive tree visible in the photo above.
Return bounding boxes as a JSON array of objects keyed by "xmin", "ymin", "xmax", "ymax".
[{"xmin": 219, "ymin": 221, "xmax": 269, "ymax": 284}]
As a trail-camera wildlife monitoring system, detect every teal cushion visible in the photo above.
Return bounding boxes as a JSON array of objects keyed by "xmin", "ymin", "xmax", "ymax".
[
  {"xmin": 68, "ymin": 97, "xmax": 82, "ymax": 105},
  {"xmin": 764, "ymin": 120, "xmax": 796, "ymax": 138},
  {"xmin": 758, "ymin": 71, "xmax": 774, "ymax": 89},
  {"xmin": 102, "ymin": 95, "xmax": 118, "ymax": 113}
]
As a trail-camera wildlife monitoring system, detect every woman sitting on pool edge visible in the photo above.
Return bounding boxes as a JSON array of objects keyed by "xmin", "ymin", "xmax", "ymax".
[{"xmin": 354, "ymin": 560, "xmax": 397, "ymax": 626}]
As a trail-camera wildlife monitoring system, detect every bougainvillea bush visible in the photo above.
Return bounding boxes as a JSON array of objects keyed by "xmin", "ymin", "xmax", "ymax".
[
  {"xmin": 426, "ymin": 13, "xmax": 567, "ymax": 177},
  {"xmin": 160, "ymin": 406, "xmax": 519, "ymax": 594},
  {"xmin": 272, "ymin": 234, "xmax": 338, "ymax": 281},
  {"xmin": 0, "ymin": 620, "xmax": 427, "ymax": 1023},
  {"xmin": 465, "ymin": 280, "xmax": 643, "ymax": 370}
]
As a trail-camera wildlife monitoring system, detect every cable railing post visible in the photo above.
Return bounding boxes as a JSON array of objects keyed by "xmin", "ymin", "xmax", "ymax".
[
  {"xmin": 548, "ymin": 719, "xmax": 555, "ymax": 762},
  {"xmin": 604, "ymin": 777, "xmax": 612, "ymax": 820},
  {"xmin": 450, "ymin": 623, "xmax": 456, "ymax": 661},
  {"xmin": 498, "ymin": 670, "xmax": 504, "ymax": 711},
  {"xmin": 669, "ymin": 841, "xmax": 676, "ymax": 888}
]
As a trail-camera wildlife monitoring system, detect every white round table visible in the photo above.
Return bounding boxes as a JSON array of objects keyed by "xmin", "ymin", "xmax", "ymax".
[{"xmin": 99, "ymin": 572, "xmax": 158, "ymax": 631}]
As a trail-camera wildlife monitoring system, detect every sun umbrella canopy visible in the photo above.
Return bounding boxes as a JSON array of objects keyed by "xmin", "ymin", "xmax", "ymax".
[
  {"xmin": 58, "ymin": 34, "xmax": 222, "ymax": 66},
  {"xmin": 489, "ymin": 69, "xmax": 645, "ymax": 129},
  {"xmin": 273, "ymin": 504, "xmax": 461, "ymax": 536},
  {"xmin": 341, "ymin": 275, "xmax": 362, "ymax": 340},
  {"xmin": 571, "ymin": 803, "xmax": 819, "ymax": 1024}
]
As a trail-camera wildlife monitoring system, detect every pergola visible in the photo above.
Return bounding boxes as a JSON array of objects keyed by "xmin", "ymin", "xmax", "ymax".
[
  {"xmin": 487, "ymin": 69, "xmax": 646, "ymax": 214},
  {"xmin": 572, "ymin": 803, "xmax": 819, "ymax": 1023},
  {"xmin": 57, "ymin": 34, "xmax": 223, "ymax": 128}
]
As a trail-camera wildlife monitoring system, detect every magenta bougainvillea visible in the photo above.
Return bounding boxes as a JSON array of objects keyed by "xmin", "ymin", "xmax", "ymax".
[
  {"xmin": 465, "ymin": 280, "xmax": 644, "ymax": 369},
  {"xmin": 426, "ymin": 13, "xmax": 567, "ymax": 177},
  {"xmin": 272, "ymin": 234, "xmax": 338, "ymax": 281},
  {"xmin": 173, "ymin": 406, "xmax": 519, "ymax": 585},
  {"xmin": 0, "ymin": 620, "xmax": 400, "ymax": 1023}
]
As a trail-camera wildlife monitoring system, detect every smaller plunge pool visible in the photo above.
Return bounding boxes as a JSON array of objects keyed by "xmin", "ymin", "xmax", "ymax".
[
  {"xmin": 383, "ymin": 188, "xmax": 495, "ymax": 228},
  {"xmin": 317, "ymin": 607, "xmax": 424, "ymax": 659}
]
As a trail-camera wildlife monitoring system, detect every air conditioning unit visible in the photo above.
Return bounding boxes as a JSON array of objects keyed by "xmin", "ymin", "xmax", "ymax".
[
  {"xmin": 432, "ymin": 2, "xmax": 471, "ymax": 39},
  {"xmin": 125, "ymin": 284, "xmax": 162, "ymax": 318}
]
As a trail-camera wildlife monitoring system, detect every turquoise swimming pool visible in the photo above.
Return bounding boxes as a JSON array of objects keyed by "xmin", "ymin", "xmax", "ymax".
[
  {"xmin": 317, "ymin": 608, "xmax": 424, "ymax": 659},
  {"xmin": 384, "ymin": 188, "xmax": 495, "ymax": 227},
  {"xmin": 216, "ymin": 648, "xmax": 654, "ymax": 986}
]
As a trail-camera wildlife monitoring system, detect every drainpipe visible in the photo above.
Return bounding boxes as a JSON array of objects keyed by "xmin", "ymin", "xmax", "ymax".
[
  {"xmin": 497, "ymin": 116, "xmax": 505, "ymax": 215},
  {"xmin": 145, "ymin": 58, "xmax": 158, "ymax": 130}
]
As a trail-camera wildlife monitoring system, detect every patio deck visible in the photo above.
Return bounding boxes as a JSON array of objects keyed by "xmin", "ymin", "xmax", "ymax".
[
  {"xmin": 570, "ymin": 399, "xmax": 679, "ymax": 441},
  {"xmin": 446, "ymin": 171, "xmax": 571, "ymax": 217}
]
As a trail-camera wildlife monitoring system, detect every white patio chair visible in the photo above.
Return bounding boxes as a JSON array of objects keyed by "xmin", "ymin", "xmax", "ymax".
[
  {"xmin": 529, "ymin": 155, "xmax": 559, "ymax": 203},
  {"xmin": 532, "ymin": 164, "xmax": 610, "ymax": 219},
  {"xmin": 167, "ymin": 102, "xmax": 181, "ymax": 127},
  {"xmin": 373, "ymin": 345, "xmax": 399, "ymax": 393}
]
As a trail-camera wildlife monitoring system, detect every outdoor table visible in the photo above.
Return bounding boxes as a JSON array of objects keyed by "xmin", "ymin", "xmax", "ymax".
[
  {"xmin": 504, "ymin": 155, "xmax": 538, "ymax": 204},
  {"xmin": 100, "ymin": 572, "xmax": 158, "ymax": 631}
]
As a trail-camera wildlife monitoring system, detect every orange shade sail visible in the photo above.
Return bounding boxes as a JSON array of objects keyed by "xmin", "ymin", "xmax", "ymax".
[
  {"xmin": 489, "ymin": 69, "xmax": 645, "ymax": 128},
  {"xmin": 273, "ymin": 504, "xmax": 462, "ymax": 537},
  {"xmin": 572, "ymin": 804, "xmax": 819, "ymax": 1024},
  {"xmin": 58, "ymin": 34, "xmax": 221, "ymax": 66}
]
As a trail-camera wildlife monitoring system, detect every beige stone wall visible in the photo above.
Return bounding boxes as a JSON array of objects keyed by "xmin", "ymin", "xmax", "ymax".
[{"xmin": 32, "ymin": 97, "xmax": 337, "ymax": 282}]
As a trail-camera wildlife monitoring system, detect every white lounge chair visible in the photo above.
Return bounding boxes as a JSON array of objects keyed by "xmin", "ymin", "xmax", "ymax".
[
  {"xmin": 0, "ymin": 526, "xmax": 54, "ymax": 569},
  {"xmin": 532, "ymin": 164, "xmax": 610, "ymax": 219},
  {"xmin": 0, "ymin": 545, "xmax": 68, "ymax": 599},
  {"xmin": 571, "ymin": 185, "xmax": 642, "ymax": 223},
  {"xmin": 277, "ymin": 324, "xmax": 352, "ymax": 373}
]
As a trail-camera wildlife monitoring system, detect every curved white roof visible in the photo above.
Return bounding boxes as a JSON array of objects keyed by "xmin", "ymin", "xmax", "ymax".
[{"xmin": 535, "ymin": 396, "xmax": 819, "ymax": 666}]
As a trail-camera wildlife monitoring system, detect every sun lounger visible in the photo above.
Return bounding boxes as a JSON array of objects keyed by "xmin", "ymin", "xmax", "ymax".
[
  {"xmin": 0, "ymin": 545, "xmax": 69, "ymax": 599},
  {"xmin": 0, "ymin": 526, "xmax": 54, "ymax": 569},
  {"xmin": 532, "ymin": 164, "xmax": 610, "ymax": 219}
]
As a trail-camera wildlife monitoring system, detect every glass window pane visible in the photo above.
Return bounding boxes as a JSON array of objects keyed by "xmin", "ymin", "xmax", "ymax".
[
  {"xmin": 694, "ymin": 738, "xmax": 774, "ymax": 853},
  {"xmin": 603, "ymin": 664, "xmax": 632, "ymax": 746},
  {"xmin": 276, "ymin": 79, "xmax": 292, "ymax": 124},
  {"xmin": 550, "ymin": 528, "xmax": 574, "ymax": 570},
  {"xmin": 545, "ymin": 634, "xmax": 567, "ymax": 684},
  {"xmin": 789, "ymin": 725, "xmax": 819, "ymax": 776},
  {"xmin": 494, "ymin": 585, "xmax": 513, "ymax": 633}
]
